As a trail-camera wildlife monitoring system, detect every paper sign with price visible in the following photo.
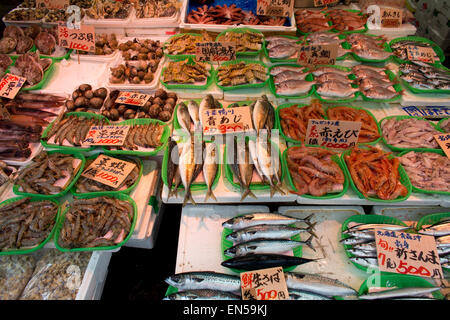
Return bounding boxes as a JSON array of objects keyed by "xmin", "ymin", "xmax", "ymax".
[
  {"xmin": 305, "ymin": 119, "xmax": 361, "ymax": 150},
  {"xmin": 195, "ymin": 42, "xmax": 236, "ymax": 62},
  {"xmin": 257, "ymin": 0, "xmax": 293, "ymax": 18},
  {"xmin": 201, "ymin": 106, "xmax": 253, "ymax": 135},
  {"xmin": 297, "ymin": 44, "xmax": 338, "ymax": 67},
  {"xmin": 0, "ymin": 73, "xmax": 26, "ymax": 99},
  {"xmin": 58, "ymin": 24, "xmax": 96, "ymax": 53},
  {"xmin": 380, "ymin": 7, "xmax": 402, "ymax": 28},
  {"xmin": 36, "ymin": 0, "xmax": 69, "ymax": 9},
  {"xmin": 241, "ymin": 267, "xmax": 289, "ymax": 300},
  {"xmin": 115, "ymin": 91, "xmax": 151, "ymax": 107},
  {"xmin": 82, "ymin": 124, "xmax": 130, "ymax": 146},
  {"xmin": 81, "ymin": 154, "xmax": 136, "ymax": 188},
  {"xmin": 434, "ymin": 133, "xmax": 450, "ymax": 160},
  {"xmin": 407, "ymin": 45, "xmax": 436, "ymax": 64},
  {"xmin": 314, "ymin": 0, "xmax": 338, "ymax": 7},
  {"xmin": 375, "ymin": 229, "xmax": 443, "ymax": 279}
]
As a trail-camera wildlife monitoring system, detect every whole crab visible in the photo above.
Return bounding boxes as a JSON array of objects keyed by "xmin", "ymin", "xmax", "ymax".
[
  {"xmin": 187, "ymin": 5, "xmax": 214, "ymax": 24},
  {"xmin": 241, "ymin": 11, "xmax": 260, "ymax": 25},
  {"xmin": 208, "ymin": 4, "xmax": 244, "ymax": 24}
]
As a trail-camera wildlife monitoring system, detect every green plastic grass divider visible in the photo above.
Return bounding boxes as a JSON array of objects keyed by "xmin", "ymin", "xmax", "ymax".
[{"xmin": 215, "ymin": 59, "xmax": 269, "ymax": 91}]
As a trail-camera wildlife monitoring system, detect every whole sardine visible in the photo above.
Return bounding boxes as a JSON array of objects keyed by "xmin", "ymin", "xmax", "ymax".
[
  {"xmin": 222, "ymin": 212, "xmax": 313, "ymax": 230},
  {"xmin": 285, "ymin": 272, "xmax": 357, "ymax": 297},
  {"xmin": 165, "ymin": 271, "xmax": 241, "ymax": 292},
  {"xmin": 221, "ymin": 253, "xmax": 316, "ymax": 271},
  {"xmin": 276, "ymin": 80, "xmax": 315, "ymax": 96},
  {"xmin": 176, "ymin": 102, "xmax": 191, "ymax": 133},
  {"xmin": 163, "ymin": 289, "xmax": 240, "ymax": 300},
  {"xmin": 226, "ymin": 224, "xmax": 316, "ymax": 244},
  {"xmin": 203, "ymin": 142, "xmax": 218, "ymax": 202},
  {"xmin": 358, "ymin": 287, "xmax": 440, "ymax": 300},
  {"xmin": 224, "ymin": 238, "xmax": 310, "ymax": 257}
]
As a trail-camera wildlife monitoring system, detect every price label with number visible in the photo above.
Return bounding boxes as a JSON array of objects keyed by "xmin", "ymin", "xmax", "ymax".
[
  {"xmin": 0, "ymin": 73, "xmax": 26, "ymax": 99},
  {"xmin": 434, "ymin": 133, "xmax": 450, "ymax": 159},
  {"xmin": 82, "ymin": 124, "xmax": 130, "ymax": 146},
  {"xmin": 195, "ymin": 42, "xmax": 236, "ymax": 62},
  {"xmin": 375, "ymin": 229, "xmax": 443, "ymax": 279},
  {"xmin": 201, "ymin": 106, "xmax": 253, "ymax": 135},
  {"xmin": 115, "ymin": 92, "xmax": 151, "ymax": 107},
  {"xmin": 297, "ymin": 44, "xmax": 338, "ymax": 67},
  {"xmin": 257, "ymin": 0, "xmax": 293, "ymax": 18},
  {"xmin": 407, "ymin": 45, "xmax": 436, "ymax": 64},
  {"xmin": 305, "ymin": 119, "xmax": 361, "ymax": 150},
  {"xmin": 36, "ymin": 0, "xmax": 69, "ymax": 9},
  {"xmin": 241, "ymin": 267, "xmax": 289, "ymax": 300},
  {"xmin": 58, "ymin": 24, "xmax": 96, "ymax": 53}
]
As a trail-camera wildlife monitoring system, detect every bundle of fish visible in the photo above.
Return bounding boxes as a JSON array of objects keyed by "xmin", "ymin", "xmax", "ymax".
[
  {"xmin": 217, "ymin": 30, "xmax": 263, "ymax": 53},
  {"xmin": 117, "ymin": 123, "xmax": 165, "ymax": 151},
  {"xmin": 441, "ymin": 119, "xmax": 450, "ymax": 133},
  {"xmin": 399, "ymin": 61, "xmax": 450, "ymax": 91},
  {"xmin": 165, "ymin": 31, "xmax": 213, "ymax": 55},
  {"xmin": 166, "ymin": 136, "xmax": 218, "ymax": 205},
  {"xmin": 15, "ymin": 151, "xmax": 80, "ymax": 195},
  {"xmin": 227, "ymin": 135, "xmax": 284, "ymax": 199},
  {"xmin": 352, "ymin": 65, "xmax": 398, "ymax": 100},
  {"xmin": 327, "ymin": 106, "xmax": 380, "ymax": 143},
  {"xmin": 279, "ymin": 101, "xmax": 326, "ymax": 142},
  {"xmin": 9, "ymin": 52, "xmax": 52, "ymax": 87},
  {"xmin": 221, "ymin": 213, "xmax": 316, "ymax": 271},
  {"xmin": 312, "ymin": 66, "xmax": 357, "ymax": 99},
  {"xmin": 295, "ymin": 10, "xmax": 332, "ymax": 33},
  {"xmin": 162, "ymin": 59, "xmax": 210, "ymax": 84},
  {"xmin": 176, "ymin": 94, "xmax": 221, "ymax": 133},
  {"xmin": 326, "ymin": 9, "xmax": 367, "ymax": 31},
  {"xmin": 344, "ymin": 146, "xmax": 408, "ymax": 200},
  {"xmin": 398, "ymin": 151, "xmax": 450, "ymax": 192},
  {"xmin": 391, "ymin": 40, "xmax": 439, "ymax": 63},
  {"xmin": 44, "ymin": 114, "xmax": 108, "ymax": 147},
  {"xmin": 58, "ymin": 196, "xmax": 134, "ymax": 249},
  {"xmin": 265, "ymin": 36, "xmax": 300, "ymax": 60},
  {"xmin": 381, "ymin": 117, "xmax": 441, "ymax": 149},
  {"xmin": 0, "ymin": 198, "xmax": 58, "ymax": 250},
  {"xmin": 75, "ymin": 157, "xmax": 141, "ymax": 193},
  {"xmin": 345, "ymin": 33, "xmax": 391, "ymax": 61},
  {"xmin": 286, "ymin": 146, "xmax": 345, "ymax": 197},
  {"xmin": 271, "ymin": 66, "xmax": 314, "ymax": 96},
  {"xmin": 217, "ymin": 62, "xmax": 267, "ymax": 87}
]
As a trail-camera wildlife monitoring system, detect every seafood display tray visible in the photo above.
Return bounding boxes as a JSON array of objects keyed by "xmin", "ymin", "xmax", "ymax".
[{"xmin": 129, "ymin": 7, "xmax": 181, "ymax": 28}]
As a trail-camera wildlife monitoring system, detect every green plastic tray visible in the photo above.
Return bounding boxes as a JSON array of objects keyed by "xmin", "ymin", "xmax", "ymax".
[
  {"xmin": 341, "ymin": 147, "xmax": 412, "ymax": 203},
  {"xmin": 358, "ymin": 273, "xmax": 445, "ymax": 299},
  {"xmin": 398, "ymin": 150, "xmax": 450, "ymax": 196},
  {"xmin": 0, "ymin": 196, "xmax": 60, "ymax": 256},
  {"xmin": 161, "ymin": 140, "xmax": 221, "ymax": 193},
  {"xmin": 163, "ymin": 33, "xmax": 203, "ymax": 61},
  {"xmin": 312, "ymin": 64, "xmax": 359, "ymax": 103},
  {"xmin": 70, "ymin": 155, "xmax": 143, "ymax": 197},
  {"xmin": 398, "ymin": 63, "xmax": 450, "ymax": 95},
  {"xmin": 360, "ymin": 69, "xmax": 402, "ymax": 103},
  {"xmin": 6, "ymin": 59, "xmax": 55, "ymax": 91},
  {"xmin": 389, "ymin": 36, "xmax": 445, "ymax": 65},
  {"xmin": 268, "ymin": 64, "xmax": 315, "ymax": 99},
  {"xmin": 325, "ymin": 105, "xmax": 382, "ymax": 146},
  {"xmin": 41, "ymin": 111, "xmax": 111, "ymax": 153},
  {"xmin": 160, "ymin": 57, "xmax": 214, "ymax": 90},
  {"xmin": 379, "ymin": 115, "xmax": 444, "ymax": 153},
  {"xmin": 54, "ymin": 193, "xmax": 137, "ymax": 252},
  {"xmin": 341, "ymin": 214, "xmax": 408, "ymax": 272},
  {"xmin": 263, "ymin": 35, "xmax": 301, "ymax": 63},
  {"xmin": 13, "ymin": 150, "xmax": 86, "ymax": 199},
  {"xmin": 438, "ymin": 117, "xmax": 449, "ymax": 133},
  {"xmin": 215, "ymin": 59, "xmax": 269, "ymax": 91},
  {"xmin": 39, "ymin": 48, "xmax": 73, "ymax": 62},
  {"xmin": 283, "ymin": 145, "xmax": 349, "ymax": 199},
  {"xmin": 216, "ymin": 27, "xmax": 265, "ymax": 57},
  {"xmin": 102, "ymin": 118, "xmax": 170, "ymax": 157}
]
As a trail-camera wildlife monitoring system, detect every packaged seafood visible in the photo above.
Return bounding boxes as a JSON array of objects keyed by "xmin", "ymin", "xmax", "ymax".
[
  {"xmin": 0, "ymin": 255, "xmax": 35, "ymax": 299},
  {"xmin": 216, "ymin": 28, "xmax": 263, "ymax": 55},
  {"xmin": 216, "ymin": 60, "xmax": 268, "ymax": 90},
  {"xmin": 285, "ymin": 146, "xmax": 346, "ymax": 198},
  {"xmin": 343, "ymin": 146, "xmax": 411, "ymax": 202},
  {"xmin": 161, "ymin": 58, "xmax": 212, "ymax": 89},
  {"xmin": 398, "ymin": 151, "xmax": 450, "ymax": 194},
  {"xmin": 0, "ymin": 197, "xmax": 59, "ymax": 253},
  {"xmin": 56, "ymin": 195, "xmax": 136, "ymax": 250}
]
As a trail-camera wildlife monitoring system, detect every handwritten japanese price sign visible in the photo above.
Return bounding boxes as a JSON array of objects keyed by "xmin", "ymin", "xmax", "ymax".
[
  {"xmin": 115, "ymin": 91, "xmax": 151, "ymax": 107},
  {"xmin": 195, "ymin": 42, "xmax": 236, "ymax": 62},
  {"xmin": 257, "ymin": 0, "xmax": 293, "ymax": 17},
  {"xmin": 240, "ymin": 267, "xmax": 289, "ymax": 300},
  {"xmin": 81, "ymin": 154, "xmax": 136, "ymax": 188},
  {"xmin": 201, "ymin": 106, "xmax": 253, "ymax": 136},
  {"xmin": 0, "ymin": 73, "xmax": 26, "ymax": 99},
  {"xmin": 58, "ymin": 24, "xmax": 95, "ymax": 53},
  {"xmin": 403, "ymin": 106, "xmax": 450, "ymax": 119},
  {"xmin": 82, "ymin": 124, "xmax": 130, "ymax": 146},
  {"xmin": 434, "ymin": 133, "xmax": 450, "ymax": 160},
  {"xmin": 380, "ymin": 7, "xmax": 402, "ymax": 28},
  {"xmin": 375, "ymin": 229, "xmax": 443, "ymax": 279},
  {"xmin": 305, "ymin": 119, "xmax": 361, "ymax": 150},
  {"xmin": 36, "ymin": 0, "xmax": 69, "ymax": 9},
  {"xmin": 314, "ymin": 0, "xmax": 338, "ymax": 7},
  {"xmin": 297, "ymin": 44, "xmax": 338, "ymax": 68},
  {"xmin": 407, "ymin": 45, "xmax": 436, "ymax": 64}
]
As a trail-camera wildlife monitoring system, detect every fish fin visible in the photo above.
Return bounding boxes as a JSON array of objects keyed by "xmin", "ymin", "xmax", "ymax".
[{"xmin": 305, "ymin": 235, "xmax": 316, "ymax": 252}]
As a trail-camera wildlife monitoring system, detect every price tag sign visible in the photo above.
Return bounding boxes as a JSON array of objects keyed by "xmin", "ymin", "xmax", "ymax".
[
  {"xmin": 58, "ymin": 24, "xmax": 96, "ymax": 53},
  {"xmin": 257, "ymin": 0, "xmax": 294, "ymax": 17},
  {"xmin": 81, "ymin": 154, "xmax": 136, "ymax": 188},
  {"xmin": 82, "ymin": 124, "xmax": 130, "ymax": 146},
  {"xmin": 314, "ymin": 0, "xmax": 338, "ymax": 7},
  {"xmin": 402, "ymin": 106, "xmax": 450, "ymax": 119},
  {"xmin": 115, "ymin": 91, "xmax": 151, "ymax": 107},
  {"xmin": 201, "ymin": 106, "xmax": 253, "ymax": 135},
  {"xmin": 36, "ymin": 0, "xmax": 69, "ymax": 9},
  {"xmin": 305, "ymin": 119, "xmax": 361, "ymax": 150},
  {"xmin": 407, "ymin": 45, "xmax": 436, "ymax": 64},
  {"xmin": 375, "ymin": 229, "xmax": 443, "ymax": 279},
  {"xmin": 380, "ymin": 7, "xmax": 402, "ymax": 28},
  {"xmin": 0, "ymin": 73, "xmax": 26, "ymax": 99},
  {"xmin": 434, "ymin": 133, "xmax": 450, "ymax": 160},
  {"xmin": 240, "ymin": 267, "xmax": 289, "ymax": 300},
  {"xmin": 297, "ymin": 44, "xmax": 338, "ymax": 68},
  {"xmin": 195, "ymin": 42, "xmax": 236, "ymax": 62}
]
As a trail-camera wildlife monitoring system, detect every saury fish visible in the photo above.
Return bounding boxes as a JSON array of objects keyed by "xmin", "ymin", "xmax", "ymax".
[
  {"xmin": 165, "ymin": 271, "xmax": 241, "ymax": 292},
  {"xmin": 221, "ymin": 253, "xmax": 316, "ymax": 271},
  {"xmin": 285, "ymin": 272, "xmax": 357, "ymax": 297},
  {"xmin": 289, "ymin": 289, "xmax": 332, "ymax": 300}
]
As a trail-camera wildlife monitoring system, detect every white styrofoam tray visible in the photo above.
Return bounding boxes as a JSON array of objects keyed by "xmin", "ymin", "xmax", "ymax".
[
  {"xmin": 371, "ymin": 205, "xmax": 449, "ymax": 228},
  {"xmin": 82, "ymin": 7, "xmax": 134, "ymax": 28}
]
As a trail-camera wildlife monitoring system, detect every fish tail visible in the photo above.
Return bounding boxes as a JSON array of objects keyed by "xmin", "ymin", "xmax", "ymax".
[
  {"xmin": 182, "ymin": 190, "xmax": 196, "ymax": 207},
  {"xmin": 305, "ymin": 235, "xmax": 316, "ymax": 252},
  {"xmin": 204, "ymin": 188, "xmax": 217, "ymax": 202},
  {"xmin": 303, "ymin": 214, "xmax": 314, "ymax": 227},
  {"xmin": 241, "ymin": 188, "xmax": 257, "ymax": 201}
]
